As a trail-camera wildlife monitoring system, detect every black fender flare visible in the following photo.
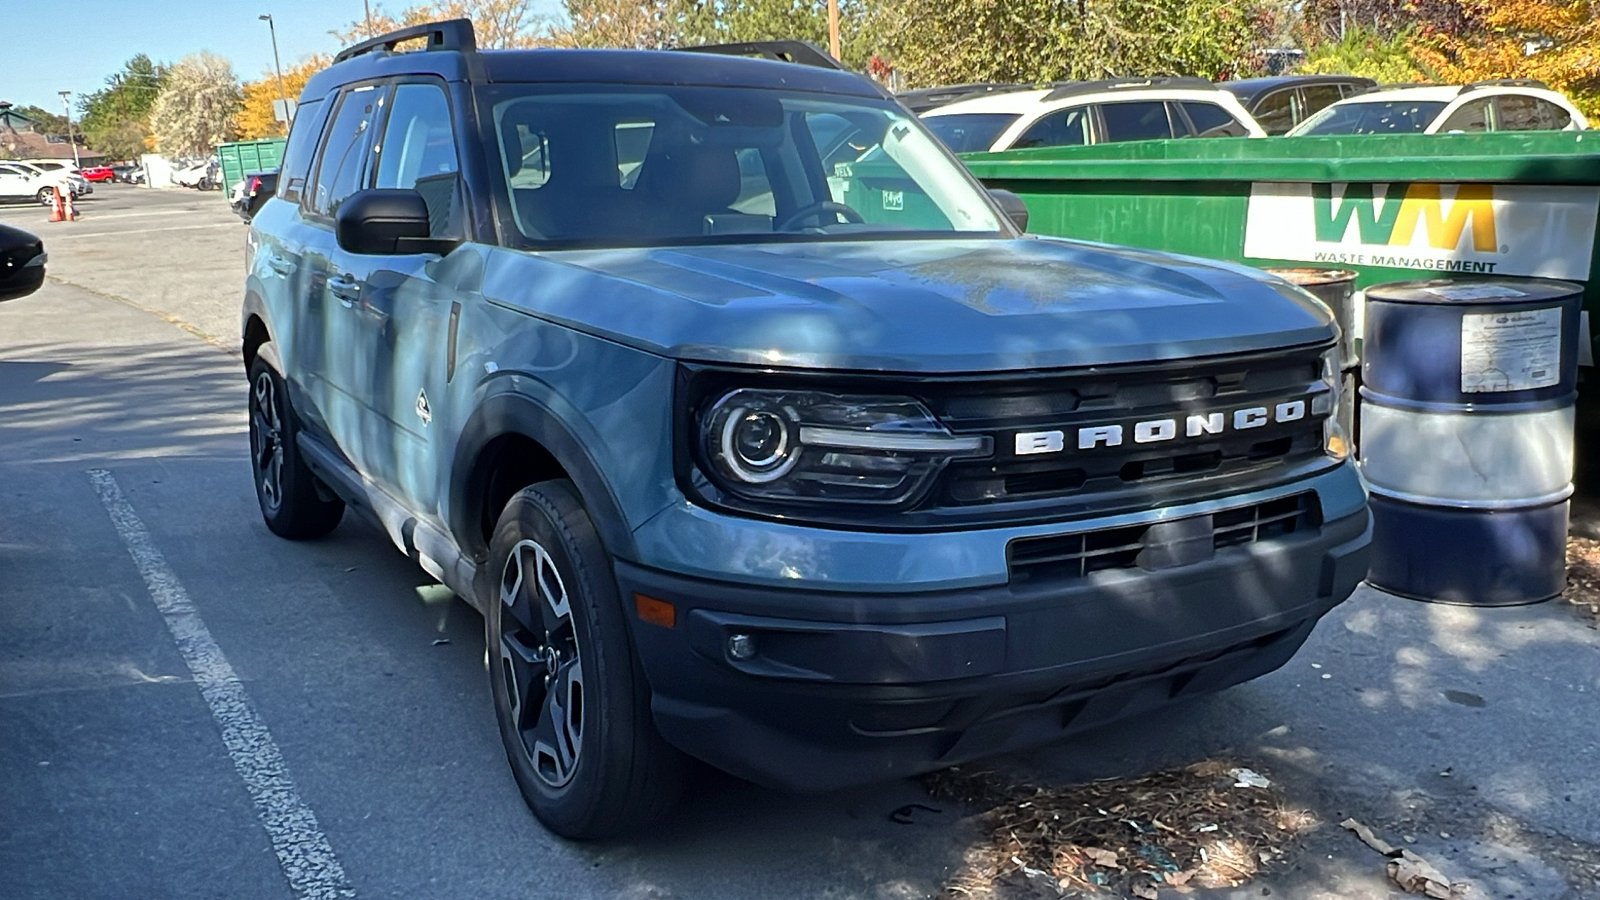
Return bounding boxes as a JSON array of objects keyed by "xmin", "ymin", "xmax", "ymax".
[{"xmin": 449, "ymin": 380, "xmax": 637, "ymax": 566}]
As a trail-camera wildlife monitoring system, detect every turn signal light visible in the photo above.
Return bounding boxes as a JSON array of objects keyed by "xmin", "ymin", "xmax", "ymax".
[{"xmin": 633, "ymin": 593, "xmax": 676, "ymax": 628}]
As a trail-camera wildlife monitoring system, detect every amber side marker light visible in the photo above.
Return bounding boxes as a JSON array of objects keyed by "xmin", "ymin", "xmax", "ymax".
[{"xmin": 634, "ymin": 593, "xmax": 677, "ymax": 628}]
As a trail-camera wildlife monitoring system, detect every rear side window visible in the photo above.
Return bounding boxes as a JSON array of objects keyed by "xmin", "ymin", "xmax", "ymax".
[
  {"xmin": 276, "ymin": 98, "xmax": 327, "ymax": 203},
  {"xmin": 1299, "ymin": 86, "xmax": 1344, "ymax": 121},
  {"xmin": 1012, "ymin": 107, "xmax": 1091, "ymax": 149},
  {"xmin": 1438, "ymin": 98, "xmax": 1491, "ymax": 133},
  {"xmin": 1098, "ymin": 101, "xmax": 1177, "ymax": 142},
  {"xmin": 310, "ymin": 86, "xmax": 383, "ymax": 218},
  {"xmin": 1496, "ymin": 95, "xmax": 1571, "ymax": 131},
  {"xmin": 1251, "ymin": 89, "xmax": 1296, "ymax": 134},
  {"xmin": 1180, "ymin": 102, "xmax": 1248, "ymax": 137}
]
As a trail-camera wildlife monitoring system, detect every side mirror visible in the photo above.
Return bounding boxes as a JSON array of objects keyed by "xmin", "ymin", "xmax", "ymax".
[
  {"xmin": 0, "ymin": 223, "xmax": 46, "ymax": 303},
  {"xmin": 335, "ymin": 188, "xmax": 454, "ymax": 255},
  {"xmin": 989, "ymin": 188, "xmax": 1029, "ymax": 232}
]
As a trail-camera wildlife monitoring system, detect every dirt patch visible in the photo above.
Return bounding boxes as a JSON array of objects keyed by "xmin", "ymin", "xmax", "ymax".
[
  {"xmin": 925, "ymin": 760, "xmax": 1316, "ymax": 899},
  {"xmin": 1565, "ymin": 536, "xmax": 1600, "ymax": 623}
]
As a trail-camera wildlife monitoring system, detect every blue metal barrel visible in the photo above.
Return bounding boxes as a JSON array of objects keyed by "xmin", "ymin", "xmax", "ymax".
[{"xmin": 1361, "ymin": 278, "xmax": 1583, "ymax": 605}]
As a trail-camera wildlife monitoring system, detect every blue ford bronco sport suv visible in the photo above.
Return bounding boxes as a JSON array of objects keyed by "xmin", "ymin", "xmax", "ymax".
[{"xmin": 242, "ymin": 20, "xmax": 1371, "ymax": 839}]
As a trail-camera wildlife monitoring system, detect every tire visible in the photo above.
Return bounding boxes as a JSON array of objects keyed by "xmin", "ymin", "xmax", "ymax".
[
  {"xmin": 36, "ymin": 186, "xmax": 53, "ymax": 205},
  {"xmin": 485, "ymin": 480, "xmax": 684, "ymax": 839},
  {"xmin": 247, "ymin": 353, "xmax": 344, "ymax": 539}
]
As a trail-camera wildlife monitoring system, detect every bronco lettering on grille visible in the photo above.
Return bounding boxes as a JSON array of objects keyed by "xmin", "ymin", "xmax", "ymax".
[{"xmin": 1014, "ymin": 399, "xmax": 1308, "ymax": 456}]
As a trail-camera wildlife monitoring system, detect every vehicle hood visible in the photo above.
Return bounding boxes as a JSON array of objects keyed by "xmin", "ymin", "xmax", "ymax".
[{"xmin": 482, "ymin": 238, "xmax": 1336, "ymax": 373}]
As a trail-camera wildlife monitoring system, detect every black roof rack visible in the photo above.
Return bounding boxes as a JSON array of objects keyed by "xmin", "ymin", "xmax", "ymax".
[
  {"xmin": 333, "ymin": 18, "xmax": 477, "ymax": 64},
  {"xmin": 896, "ymin": 82, "xmax": 1031, "ymax": 112},
  {"xmin": 1041, "ymin": 76, "xmax": 1217, "ymax": 102},
  {"xmin": 1461, "ymin": 78, "xmax": 1549, "ymax": 93},
  {"xmin": 675, "ymin": 40, "xmax": 845, "ymax": 71}
]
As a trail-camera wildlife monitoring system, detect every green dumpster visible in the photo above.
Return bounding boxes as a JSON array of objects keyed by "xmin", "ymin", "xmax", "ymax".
[
  {"xmin": 960, "ymin": 131, "xmax": 1600, "ymax": 469},
  {"xmin": 217, "ymin": 138, "xmax": 287, "ymax": 194},
  {"xmin": 962, "ymin": 131, "xmax": 1600, "ymax": 346}
]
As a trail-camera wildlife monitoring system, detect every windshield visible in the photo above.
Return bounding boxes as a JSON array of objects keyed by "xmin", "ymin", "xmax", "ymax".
[
  {"xmin": 480, "ymin": 84, "xmax": 1007, "ymax": 248},
  {"xmin": 921, "ymin": 113, "xmax": 1020, "ymax": 153},
  {"xmin": 1293, "ymin": 99, "xmax": 1448, "ymax": 135}
]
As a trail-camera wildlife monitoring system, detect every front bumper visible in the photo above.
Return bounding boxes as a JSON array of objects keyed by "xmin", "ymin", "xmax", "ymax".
[{"xmin": 620, "ymin": 483, "xmax": 1370, "ymax": 791}]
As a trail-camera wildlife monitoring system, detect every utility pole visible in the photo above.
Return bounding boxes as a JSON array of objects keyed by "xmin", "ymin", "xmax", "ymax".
[
  {"xmin": 828, "ymin": 0, "xmax": 840, "ymax": 60},
  {"xmin": 364, "ymin": 0, "xmax": 375, "ymax": 37},
  {"xmin": 58, "ymin": 91, "xmax": 80, "ymax": 168},
  {"xmin": 260, "ymin": 14, "xmax": 291, "ymax": 134}
]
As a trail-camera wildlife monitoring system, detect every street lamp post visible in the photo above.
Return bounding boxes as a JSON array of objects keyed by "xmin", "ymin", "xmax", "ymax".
[
  {"xmin": 259, "ymin": 14, "xmax": 291, "ymax": 135},
  {"xmin": 57, "ymin": 90, "xmax": 81, "ymax": 168},
  {"xmin": 364, "ymin": 0, "xmax": 375, "ymax": 37}
]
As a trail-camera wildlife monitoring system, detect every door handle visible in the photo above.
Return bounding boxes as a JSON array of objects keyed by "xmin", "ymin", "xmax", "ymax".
[
  {"xmin": 264, "ymin": 255, "xmax": 294, "ymax": 275},
  {"xmin": 328, "ymin": 274, "xmax": 362, "ymax": 307}
]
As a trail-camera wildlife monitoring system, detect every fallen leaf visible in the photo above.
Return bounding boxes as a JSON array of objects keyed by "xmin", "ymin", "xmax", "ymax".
[
  {"xmin": 1229, "ymin": 768, "xmax": 1271, "ymax": 788},
  {"xmin": 1132, "ymin": 881, "xmax": 1160, "ymax": 900},
  {"xmin": 1341, "ymin": 818, "xmax": 1397, "ymax": 856},
  {"xmin": 1388, "ymin": 849, "xmax": 1455, "ymax": 899},
  {"xmin": 1083, "ymin": 848, "xmax": 1119, "ymax": 868}
]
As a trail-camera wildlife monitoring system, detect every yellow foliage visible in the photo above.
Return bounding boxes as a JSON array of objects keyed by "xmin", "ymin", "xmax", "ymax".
[
  {"xmin": 335, "ymin": 1, "xmax": 550, "ymax": 49},
  {"xmin": 234, "ymin": 56, "xmax": 332, "ymax": 140},
  {"xmin": 1413, "ymin": 0, "xmax": 1600, "ymax": 115}
]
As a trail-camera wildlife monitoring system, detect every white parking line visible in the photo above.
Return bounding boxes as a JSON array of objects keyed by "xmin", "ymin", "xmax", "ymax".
[
  {"xmin": 46, "ymin": 223, "xmax": 230, "ymax": 239},
  {"xmin": 87, "ymin": 469, "xmax": 357, "ymax": 900}
]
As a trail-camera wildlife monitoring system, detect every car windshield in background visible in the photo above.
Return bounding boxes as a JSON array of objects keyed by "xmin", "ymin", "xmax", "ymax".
[
  {"xmin": 1294, "ymin": 100, "xmax": 1449, "ymax": 135},
  {"xmin": 480, "ymin": 84, "xmax": 1007, "ymax": 248},
  {"xmin": 921, "ymin": 113, "xmax": 1021, "ymax": 153}
]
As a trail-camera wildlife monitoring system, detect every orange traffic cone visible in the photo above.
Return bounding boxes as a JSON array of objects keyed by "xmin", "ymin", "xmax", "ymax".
[
  {"xmin": 48, "ymin": 188, "xmax": 63, "ymax": 223},
  {"xmin": 63, "ymin": 187, "xmax": 77, "ymax": 221}
]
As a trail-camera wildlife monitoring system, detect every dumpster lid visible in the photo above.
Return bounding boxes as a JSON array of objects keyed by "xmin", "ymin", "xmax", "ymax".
[{"xmin": 1365, "ymin": 277, "xmax": 1583, "ymax": 305}]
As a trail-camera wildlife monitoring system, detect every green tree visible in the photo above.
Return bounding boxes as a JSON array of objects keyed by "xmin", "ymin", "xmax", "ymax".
[
  {"xmin": 1299, "ymin": 25, "xmax": 1431, "ymax": 81},
  {"xmin": 670, "ymin": 0, "xmax": 883, "ymax": 68},
  {"xmin": 80, "ymin": 55, "xmax": 169, "ymax": 161},
  {"xmin": 150, "ymin": 53, "xmax": 242, "ymax": 157},
  {"xmin": 879, "ymin": 0, "xmax": 1274, "ymax": 88},
  {"xmin": 14, "ymin": 105, "xmax": 69, "ymax": 137}
]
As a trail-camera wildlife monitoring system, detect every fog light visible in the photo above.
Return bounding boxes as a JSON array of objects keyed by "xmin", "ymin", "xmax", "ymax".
[{"xmin": 727, "ymin": 633, "xmax": 757, "ymax": 660}]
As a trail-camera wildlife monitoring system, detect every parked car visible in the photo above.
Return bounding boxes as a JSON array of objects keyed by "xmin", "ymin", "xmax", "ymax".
[
  {"xmin": 80, "ymin": 165, "xmax": 116, "ymax": 182},
  {"xmin": 111, "ymin": 164, "xmax": 145, "ymax": 184},
  {"xmin": 244, "ymin": 21, "xmax": 1368, "ymax": 840},
  {"xmin": 1217, "ymin": 75, "xmax": 1376, "ymax": 135},
  {"xmin": 8, "ymin": 161, "xmax": 91, "ymax": 197},
  {"xmin": 1286, "ymin": 80, "xmax": 1589, "ymax": 136},
  {"xmin": 919, "ymin": 77, "xmax": 1267, "ymax": 153},
  {"xmin": 0, "ymin": 223, "xmax": 46, "ymax": 301},
  {"xmin": 230, "ymin": 170, "xmax": 278, "ymax": 222},
  {"xmin": 0, "ymin": 162, "xmax": 74, "ymax": 204},
  {"xmin": 897, "ymin": 82, "xmax": 1025, "ymax": 113}
]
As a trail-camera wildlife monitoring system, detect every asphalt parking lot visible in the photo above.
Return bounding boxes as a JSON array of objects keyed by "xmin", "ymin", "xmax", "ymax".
[{"xmin": 3, "ymin": 185, "xmax": 1600, "ymax": 900}]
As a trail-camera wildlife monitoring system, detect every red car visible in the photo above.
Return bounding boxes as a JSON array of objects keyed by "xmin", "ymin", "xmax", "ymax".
[{"xmin": 80, "ymin": 166, "xmax": 115, "ymax": 182}]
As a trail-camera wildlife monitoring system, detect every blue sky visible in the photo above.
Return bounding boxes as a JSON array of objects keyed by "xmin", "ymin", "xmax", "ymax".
[{"xmin": 1, "ymin": 0, "xmax": 561, "ymax": 113}]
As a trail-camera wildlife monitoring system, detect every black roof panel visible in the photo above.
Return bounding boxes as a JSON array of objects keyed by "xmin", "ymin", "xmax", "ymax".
[{"xmin": 1217, "ymin": 75, "xmax": 1377, "ymax": 103}]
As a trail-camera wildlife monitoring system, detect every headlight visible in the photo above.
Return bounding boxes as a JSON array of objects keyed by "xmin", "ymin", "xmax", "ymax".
[
  {"xmin": 700, "ymin": 389, "xmax": 990, "ymax": 506},
  {"xmin": 1316, "ymin": 347, "xmax": 1350, "ymax": 460}
]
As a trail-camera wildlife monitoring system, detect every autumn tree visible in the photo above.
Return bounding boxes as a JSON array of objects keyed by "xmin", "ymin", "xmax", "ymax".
[
  {"xmin": 670, "ymin": 0, "xmax": 883, "ymax": 69},
  {"xmin": 548, "ymin": 0, "xmax": 676, "ymax": 49},
  {"xmin": 337, "ymin": 0, "xmax": 550, "ymax": 48},
  {"xmin": 235, "ymin": 56, "xmax": 332, "ymax": 140},
  {"xmin": 1300, "ymin": 26, "xmax": 1432, "ymax": 81},
  {"xmin": 150, "ymin": 53, "xmax": 242, "ymax": 157},
  {"xmin": 1298, "ymin": 0, "xmax": 1476, "ymax": 43},
  {"xmin": 1414, "ymin": 0, "xmax": 1600, "ymax": 114}
]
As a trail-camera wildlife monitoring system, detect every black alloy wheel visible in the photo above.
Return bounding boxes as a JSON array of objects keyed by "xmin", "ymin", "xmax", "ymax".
[{"xmin": 246, "ymin": 353, "xmax": 344, "ymax": 539}]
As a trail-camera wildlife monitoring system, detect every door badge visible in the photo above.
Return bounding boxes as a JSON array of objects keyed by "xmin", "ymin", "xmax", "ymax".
[{"xmin": 415, "ymin": 389, "xmax": 432, "ymax": 426}]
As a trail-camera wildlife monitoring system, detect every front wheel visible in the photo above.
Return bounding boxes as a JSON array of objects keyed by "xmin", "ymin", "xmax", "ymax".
[
  {"xmin": 247, "ymin": 353, "xmax": 344, "ymax": 539},
  {"xmin": 36, "ymin": 186, "xmax": 54, "ymax": 205},
  {"xmin": 486, "ymin": 480, "xmax": 684, "ymax": 839}
]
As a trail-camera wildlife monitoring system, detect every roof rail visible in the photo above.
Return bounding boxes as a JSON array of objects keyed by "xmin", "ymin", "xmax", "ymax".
[
  {"xmin": 896, "ymin": 83, "xmax": 1032, "ymax": 112},
  {"xmin": 675, "ymin": 40, "xmax": 845, "ymax": 71},
  {"xmin": 1461, "ymin": 78, "xmax": 1549, "ymax": 93},
  {"xmin": 1355, "ymin": 82, "xmax": 1441, "ymax": 95},
  {"xmin": 1041, "ymin": 76, "xmax": 1217, "ymax": 102},
  {"xmin": 333, "ymin": 18, "xmax": 477, "ymax": 64}
]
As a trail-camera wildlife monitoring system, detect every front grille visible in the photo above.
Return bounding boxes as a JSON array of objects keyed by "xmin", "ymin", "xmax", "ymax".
[
  {"xmin": 927, "ymin": 346, "xmax": 1332, "ymax": 520},
  {"xmin": 1007, "ymin": 492, "xmax": 1320, "ymax": 582}
]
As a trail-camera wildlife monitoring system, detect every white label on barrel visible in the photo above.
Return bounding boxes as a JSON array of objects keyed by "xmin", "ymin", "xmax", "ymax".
[
  {"xmin": 1460, "ymin": 307, "xmax": 1563, "ymax": 393},
  {"xmin": 1429, "ymin": 284, "xmax": 1528, "ymax": 301}
]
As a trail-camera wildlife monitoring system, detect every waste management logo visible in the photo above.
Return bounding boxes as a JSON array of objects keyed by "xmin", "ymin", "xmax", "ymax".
[{"xmin": 1243, "ymin": 182, "xmax": 1599, "ymax": 281}]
